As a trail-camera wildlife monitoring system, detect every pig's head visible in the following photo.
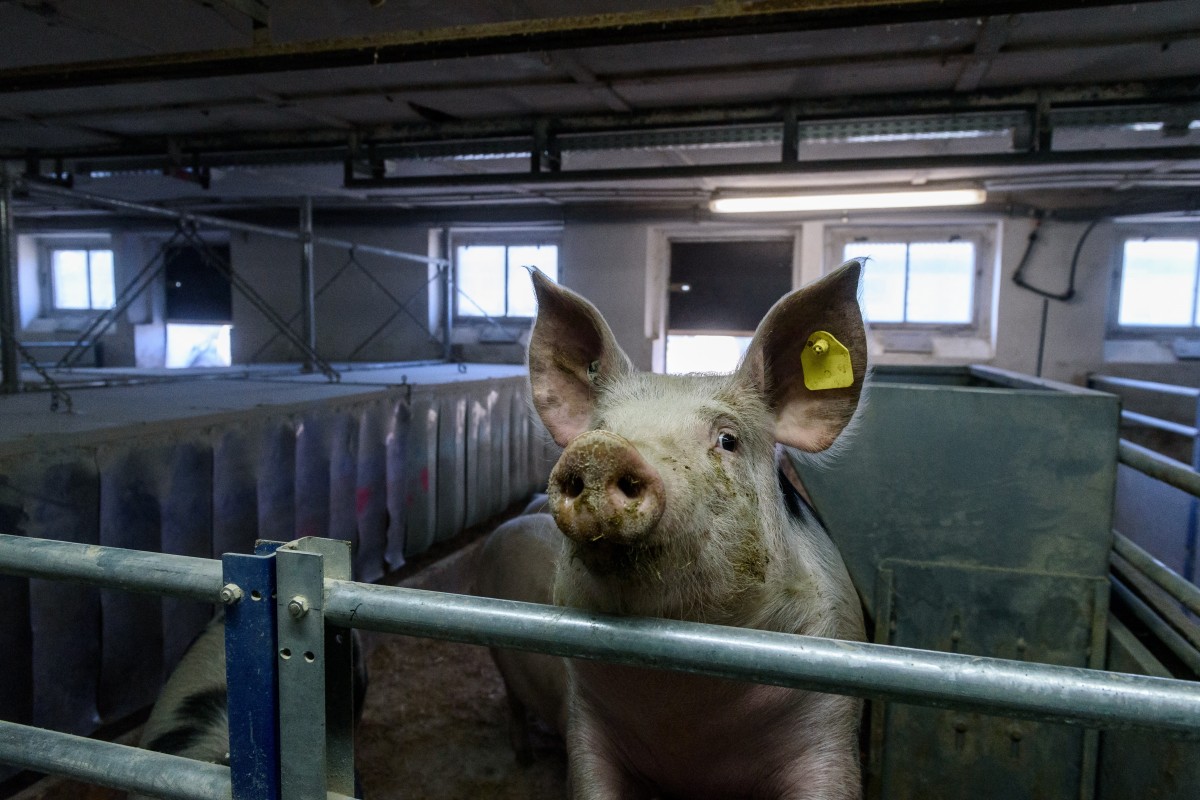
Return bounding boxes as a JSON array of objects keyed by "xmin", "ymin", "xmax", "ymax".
[{"xmin": 528, "ymin": 261, "xmax": 866, "ymax": 621}]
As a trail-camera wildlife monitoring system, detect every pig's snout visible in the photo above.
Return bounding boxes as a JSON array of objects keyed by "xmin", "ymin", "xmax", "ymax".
[{"xmin": 549, "ymin": 430, "xmax": 665, "ymax": 545}]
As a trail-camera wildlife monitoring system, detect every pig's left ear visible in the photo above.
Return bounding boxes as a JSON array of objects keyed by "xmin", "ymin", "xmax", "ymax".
[
  {"xmin": 527, "ymin": 269, "xmax": 634, "ymax": 447},
  {"xmin": 735, "ymin": 259, "xmax": 867, "ymax": 452}
]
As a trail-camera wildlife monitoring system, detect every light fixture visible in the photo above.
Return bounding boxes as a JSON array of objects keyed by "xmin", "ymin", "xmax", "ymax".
[{"xmin": 709, "ymin": 188, "xmax": 987, "ymax": 214}]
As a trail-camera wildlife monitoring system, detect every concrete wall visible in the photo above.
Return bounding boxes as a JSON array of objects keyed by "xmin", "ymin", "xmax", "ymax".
[{"xmin": 560, "ymin": 224, "xmax": 655, "ymax": 370}]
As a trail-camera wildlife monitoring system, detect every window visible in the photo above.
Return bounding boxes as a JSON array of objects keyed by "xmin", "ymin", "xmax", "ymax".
[
  {"xmin": 1116, "ymin": 238, "xmax": 1200, "ymax": 328},
  {"xmin": 842, "ymin": 239, "xmax": 976, "ymax": 325},
  {"xmin": 49, "ymin": 247, "xmax": 115, "ymax": 312},
  {"xmin": 825, "ymin": 225, "xmax": 994, "ymax": 356},
  {"xmin": 454, "ymin": 241, "xmax": 558, "ymax": 319}
]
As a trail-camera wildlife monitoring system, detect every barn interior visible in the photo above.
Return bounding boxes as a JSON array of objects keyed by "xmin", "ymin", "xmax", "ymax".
[{"xmin": 1, "ymin": 1, "xmax": 1199, "ymax": 799}]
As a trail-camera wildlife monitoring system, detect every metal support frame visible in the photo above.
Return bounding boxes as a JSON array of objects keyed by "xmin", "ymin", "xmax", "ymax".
[
  {"xmin": 276, "ymin": 537, "xmax": 355, "ymax": 799},
  {"xmin": 0, "ymin": 172, "xmax": 18, "ymax": 395},
  {"xmin": 1113, "ymin": 531, "xmax": 1200, "ymax": 617},
  {"xmin": 223, "ymin": 542, "xmax": 284, "ymax": 800},
  {"xmin": 19, "ymin": 181, "xmax": 447, "ymax": 268},
  {"xmin": 172, "ymin": 224, "xmax": 340, "ymax": 381},
  {"xmin": 440, "ymin": 229, "xmax": 453, "ymax": 363}
]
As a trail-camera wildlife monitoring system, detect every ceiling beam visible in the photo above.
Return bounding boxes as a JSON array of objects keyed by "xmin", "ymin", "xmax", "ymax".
[
  {"xmin": 0, "ymin": 0, "xmax": 1183, "ymax": 94},
  {"xmin": 340, "ymin": 146, "xmax": 1200, "ymax": 191},
  {"xmin": 11, "ymin": 78, "xmax": 1195, "ymax": 168}
]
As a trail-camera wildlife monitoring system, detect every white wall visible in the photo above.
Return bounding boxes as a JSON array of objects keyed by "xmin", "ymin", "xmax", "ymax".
[
  {"xmin": 13, "ymin": 212, "xmax": 1196, "ymax": 388},
  {"xmin": 559, "ymin": 224, "xmax": 655, "ymax": 370}
]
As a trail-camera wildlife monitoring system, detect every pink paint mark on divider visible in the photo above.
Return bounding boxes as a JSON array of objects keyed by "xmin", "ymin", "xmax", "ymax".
[
  {"xmin": 356, "ymin": 487, "xmax": 371, "ymax": 516},
  {"xmin": 420, "ymin": 467, "xmax": 430, "ymax": 492}
]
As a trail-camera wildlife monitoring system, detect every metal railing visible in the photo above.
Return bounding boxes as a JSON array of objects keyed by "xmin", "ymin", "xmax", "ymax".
[{"xmin": 1, "ymin": 532, "xmax": 1199, "ymax": 800}]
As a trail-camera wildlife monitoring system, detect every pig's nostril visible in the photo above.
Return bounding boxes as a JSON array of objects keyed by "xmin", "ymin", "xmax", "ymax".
[
  {"xmin": 562, "ymin": 472, "xmax": 585, "ymax": 499},
  {"xmin": 615, "ymin": 474, "xmax": 641, "ymax": 499}
]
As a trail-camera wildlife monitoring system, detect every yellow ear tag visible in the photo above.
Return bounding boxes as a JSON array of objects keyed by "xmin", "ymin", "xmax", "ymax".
[{"xmin": 800, "ymin": 331, "xmax": 854, "ymax": 391}]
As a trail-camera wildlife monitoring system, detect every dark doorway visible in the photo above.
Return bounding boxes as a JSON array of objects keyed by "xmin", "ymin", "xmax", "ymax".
[
  {"xmin": 165, "ymin": 245, "xmax": 233, "ymax": 322},
  {"xmin": 668, "ymin": 240, "xmax": 793, "ymax": 332}
]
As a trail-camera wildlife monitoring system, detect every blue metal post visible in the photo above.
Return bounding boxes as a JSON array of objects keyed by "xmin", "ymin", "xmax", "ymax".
[{"xmin": 222, "ymin": 541, "xmax": 285, "ymax": 800}]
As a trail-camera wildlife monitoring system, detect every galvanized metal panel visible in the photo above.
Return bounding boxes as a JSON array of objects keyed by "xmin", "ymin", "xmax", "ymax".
[
  {"xmin": 794, "ymin": 376, "xmax": 1120, "ymax": 619},
  {"xmin": 24, "ymin": 451, "xmax": 102, "ymax": 736},
  {"xmin": 214, "ymin": 426, "xmax": 262, "ymax": 558},
  {"xmin": 400, "ymin": 391, "xmax": 434, "ymax": 560},
  {"xmin": 327, "ymin": 411, "xmax": 359, "ymax": 558},
  {"xmin": 386, "ymin": 393, "xmax": 410, "ymax": 568},
  {"xmin": 509, "ymin": 388, "xmax": 530, "ymax": 500},
  {"xmin": 256, "ymin": 420, "xmax": 295, "ymax": 545},
  {"xmin": 160, "ymin": 439, "xmax": 216, "ymax": 674},
  {"xmin": 354, "ymin": 400, "xmax": 389, "ymax": 583},
  {"xmin": 1097, "ymin": 616, "xmax": 1200, "ymax": 800},
  {"xmin": 435, "ymin": 393, "xmax": 467, "ymax": 545},
  {"xmin": 97, "ymin": 445, "xmax": 165, "ymax": 722},
  {"xmin": 465, "ymin": 389, "xmax": 496, "ymax": 528},
  {"xmin": 294, "ymin": 412, "xmax": 331, "ymax": 540},
  {"xmin": 872, "ymin": 560, "xmax": 1107, "ymax": 800}
]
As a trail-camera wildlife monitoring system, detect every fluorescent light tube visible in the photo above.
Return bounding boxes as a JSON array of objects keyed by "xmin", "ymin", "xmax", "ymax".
[{"xmin": 710, "ymin": 188, "xmax": 987, "ymax": 213}]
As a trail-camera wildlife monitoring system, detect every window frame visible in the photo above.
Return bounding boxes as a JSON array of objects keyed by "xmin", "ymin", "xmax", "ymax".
[
  {"xmin": 825, "ymin": 224, "xmax": 993, "ymax": 333},
  {"xmin": 38, "ymin": 237, "xmax": 116, "ymax": 318},
  {"xmin": 1107, "ymin": 225, "xmax": 1200, "ymax": 340},
  {"xmin": 450, "ymin": 231, "xmax": 561, "ymax": 323}
]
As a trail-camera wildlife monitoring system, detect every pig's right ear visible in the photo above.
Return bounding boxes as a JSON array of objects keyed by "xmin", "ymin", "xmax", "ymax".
[
  {"xmin": 527, "ymin": 269, "xmax": 633, "ymax": 446},
  {"xmin": 735, "ymin": 259, "xmax": 867, "ymax": 453}
]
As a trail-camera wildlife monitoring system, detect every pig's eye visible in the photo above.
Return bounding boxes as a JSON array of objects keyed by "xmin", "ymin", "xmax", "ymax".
[{"xmin": 717, "ymin": 431, "xmax": 739, "ymax": 452}]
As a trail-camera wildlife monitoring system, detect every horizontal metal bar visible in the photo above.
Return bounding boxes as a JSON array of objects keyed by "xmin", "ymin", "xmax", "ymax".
[
  {"xmin": 18, "ymin": 181, "xmax": 447, "ymax": 267},
  {"xmin": 1114, "ymin": 530, "xmax": 1200, "ymax": 617},
  {"xmin": 1121, "ymin": 409, "xmax": 1199, "ymax": 438},
  {"xmin": 0, "ymin": 719, "xmax": 355, "ymax": 800},
  {"xmin": 322, "ymin": 580, "xmax": 1200, "ymax": 737},
  {"xmin": 0, "ymin": 0, "xmax": 1163, "ymax": 94},
  {"xmin": 1118, "ymin": 439, "xmax": 1200, "ymax": 500},
  {"xmin": 0, "ymin": 720, "xmax": 231, "ymax": 800},
  {"xmin": 1111, "ymin": 577, "xmax": 1200, "ymax": 676},
  {"xmin": 1090, "ymin": 374, "xmax": 1200, "ymax": 399},
  {"xmin": 1112, "ymin": 551, "xmax": 1200, "ymax": 651},
  {"xmin": 0, "ymin": 533, "xmax": 222, "ymax": 602}
]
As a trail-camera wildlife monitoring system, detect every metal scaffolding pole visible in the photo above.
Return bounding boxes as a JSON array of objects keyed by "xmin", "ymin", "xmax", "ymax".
[
  {"xmin": 19, "ymin": 180, "xmax": 447, "ymax": 268},
  {"xmin": 299, "ymin": 196, "xmax": 316, "ymax": 373},
  {"xmin": 440, "ymin": 228, "xmax": 454, "ymax": 362},
  {"xmin": 0, "ymin": 172, "xmax": 18, "ymax": 394}
]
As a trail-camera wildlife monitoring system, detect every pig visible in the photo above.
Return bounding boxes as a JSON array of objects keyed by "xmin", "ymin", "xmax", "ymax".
[{"xmin": 477, "ymin": 260, "xmax": 868, "ymax": 799}]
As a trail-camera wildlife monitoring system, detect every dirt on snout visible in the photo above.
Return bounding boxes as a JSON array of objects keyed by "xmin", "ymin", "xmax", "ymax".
[{"xmin": 356, "ymin": 631, "xmax": 566, "ymax": 800}]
